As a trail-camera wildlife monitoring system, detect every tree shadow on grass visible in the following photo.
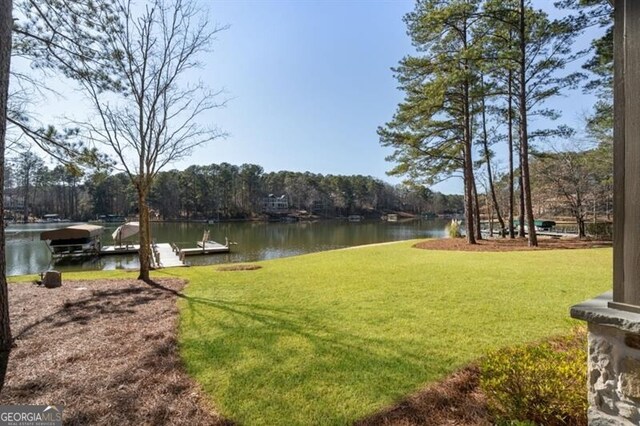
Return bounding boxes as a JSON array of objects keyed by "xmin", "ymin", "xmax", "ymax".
[
  {"xmin": 135, "ymin": 278, "xmax": 487, "ymax": 424},
  {"xmin": 19, "ymin": 278, "xmax": 478, "ymax": 424},
  {"xmin": 176, "ymin": 284, "xmax": 463, "ymax": 424}
]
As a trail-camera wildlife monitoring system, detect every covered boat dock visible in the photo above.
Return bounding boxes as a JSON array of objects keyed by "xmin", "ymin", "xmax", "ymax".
[{"xmin": 41, "ymin": 224, "xmax": 104, "ymax": 258}]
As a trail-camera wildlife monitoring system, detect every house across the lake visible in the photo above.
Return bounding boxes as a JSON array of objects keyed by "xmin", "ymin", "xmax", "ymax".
[
  {"xmin": 263, "ymin": 194, "xmax": 289, "ymax": 213},
  {"xmin": 43, "ymin": 214, "xmax": 61, "ymax": 222},
  {"xmin": 96, "ymin": 214, "xmax": 126, "ymax": 223}
]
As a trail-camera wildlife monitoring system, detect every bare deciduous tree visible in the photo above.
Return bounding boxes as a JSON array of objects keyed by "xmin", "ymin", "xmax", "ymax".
[
  {"xmin": 65, "ymin": 0, "xmax": 226, "ymax": 281},
  {"xmin": 532, "ymin": 140, "xmax": 610, "ymax": 239}
]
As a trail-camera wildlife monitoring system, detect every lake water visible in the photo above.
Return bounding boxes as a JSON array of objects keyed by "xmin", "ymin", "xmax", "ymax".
[{"xmin": 5, "ymin": 219, "xmax": 449, "ymax": 276}]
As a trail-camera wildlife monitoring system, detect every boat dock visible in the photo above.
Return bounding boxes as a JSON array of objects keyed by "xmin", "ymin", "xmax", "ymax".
[
  {"xmin": 532, "ymin": 230, "xmax": 579, "ymax": 239},
  {"xmin": 179, "ymin": 241, "xmax": 230, "ymax": 261},
  {"xmin": 42, "ymin": 223, "xmax": 229, "ymax": 269},
  {"xmin": 100, "ymin": 244, "xmax": 140, "ymax": 255},
  {"xmin": 481, "ymin": 230, "xmax": 578, "ymax": 239},
  {"xmin": 99, "ymin": 243, "xmax": 187, "ymax": 268},
  {"xmin": 100, "ymin": 240, "xmax": 230, "ymax": 263}
]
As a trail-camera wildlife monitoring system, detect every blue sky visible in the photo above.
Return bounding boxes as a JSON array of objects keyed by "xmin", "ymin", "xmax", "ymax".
[
  {"xmin": 19, "ymin": 0, "xmax": 606, "ymax": 194},
  {"xmin": 184, "ymin": 0, "xmax": 604, "ymax": 194},
  {"xmin": 180, "ymin": 0, "xmax": 415, "ymax": 182}
]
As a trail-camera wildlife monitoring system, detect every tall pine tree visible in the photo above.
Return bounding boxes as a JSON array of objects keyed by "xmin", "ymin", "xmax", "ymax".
[
  {"xmin": 483, "ymin": 0, "xmax": 584, "ymax": 245},
  {"xmin": 380, "ymin": 0, "xmax": 483, "ymax": 244}
]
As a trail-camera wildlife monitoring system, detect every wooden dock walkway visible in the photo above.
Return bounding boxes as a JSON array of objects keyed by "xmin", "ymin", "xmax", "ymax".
[
  {"xmin": 481, "ymin": 229, "xmax": 578, "ymax": 239},
  {"xmin": 100, "ymin": 241, "xmax": 230, "ymax": 267},
  {"xmin": 154, "ymin": 243, "xmax": 186, "ymax": 268},
  {"xmin": 100, "ymin": 243, "xmax": 186, "ymax": 268},
  {"xmin": 534, "ymin": 230, "xmax": 577, "ymax": 238}
]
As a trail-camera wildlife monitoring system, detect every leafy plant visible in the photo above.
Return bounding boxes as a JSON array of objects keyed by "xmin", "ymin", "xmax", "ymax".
[
  {"xmin": 448, "ymin": 219, "xmax": 463, "ymax": 238},
  {"xmin": 480, "ymin": 328, "xmax": 588, "ymax": 426}
]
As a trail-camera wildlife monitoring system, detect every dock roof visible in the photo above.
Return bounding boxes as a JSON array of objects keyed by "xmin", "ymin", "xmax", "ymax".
[{"xmin": 40, "ymin": 224, "xmax": 104, "ymax": 241}]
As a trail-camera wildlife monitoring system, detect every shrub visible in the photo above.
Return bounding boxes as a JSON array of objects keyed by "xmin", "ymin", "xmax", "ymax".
[
  {"xmin": 448, "ymin": 219, "xmax": 462, "ymax": 238},
  {"xmin": 586, "ymin": 222, "xmax": 612, "ymax": 240},
  {"xmin": 480, "ymin": 328, "xmax": 588, "ymax": 426}
]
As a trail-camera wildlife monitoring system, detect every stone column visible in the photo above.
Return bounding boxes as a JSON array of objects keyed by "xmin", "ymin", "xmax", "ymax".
[
  {"xmin": 570, "ymin": 1, "xmax": 640, "ymax": 424},
  {"xmin": 572, "ymin": 295, "xmax": 640, "ymax": 424}
]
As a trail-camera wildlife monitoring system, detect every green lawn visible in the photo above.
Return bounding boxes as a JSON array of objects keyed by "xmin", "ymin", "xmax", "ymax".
[
  {"xmin": 10, "ymin": 241, "xmax": 611, "ymax": 425},
  {"xmin": 178, "ymin": 241, "xmax": 610, "ymax": 425}
]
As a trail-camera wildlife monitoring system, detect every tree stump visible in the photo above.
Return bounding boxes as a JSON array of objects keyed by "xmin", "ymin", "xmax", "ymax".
[{"xmin": 42, "ymin": 270, "xmax": 62, "ymax": 289}]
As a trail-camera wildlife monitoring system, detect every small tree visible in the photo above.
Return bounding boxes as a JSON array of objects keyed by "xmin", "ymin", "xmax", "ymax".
[
  {"xmin": 532, "ymin": 143, "xmax": 602, "ymax": 239},
  {"xmin": 13, "ymin": 150, "xmax": 44, "ymax": 222},
  {"xmin": 53, "ymin": 0, "xmax": 226, "ymax": 281}
]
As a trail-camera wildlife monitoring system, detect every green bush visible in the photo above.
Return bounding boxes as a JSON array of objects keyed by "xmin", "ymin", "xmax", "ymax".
[
  {"xmin": 480, "ymin": 328, "xmax": 588, "ymax": 426},
  {"xmin": 586, "ymin": 222, "xmax": 612, "ymax": 240},
  {"xmin": 495, "ymin": 421, "xmax": 537, "ymax": 426},
  {"xmin": 448, "ymin": 219, "xmax": 462, "ymax": 238}
]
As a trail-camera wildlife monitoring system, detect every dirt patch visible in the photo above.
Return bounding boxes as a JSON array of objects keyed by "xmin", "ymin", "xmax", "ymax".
[
  {"xmin": 0, "ymin": 278, "xmax": 231, "ymax": 426},
  {"xmin": 415, "ymin": 237, "xmax": 612, "ymax": 252},
  {"xmin": 356, "ymin": 366, "xmax": 489, "ymax": 426},
  {"xmin": 216, "ymin": 264, "xmax": 262, "ymax": 272}
]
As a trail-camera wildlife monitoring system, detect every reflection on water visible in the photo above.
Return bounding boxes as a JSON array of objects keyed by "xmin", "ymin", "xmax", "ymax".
[{"xmin": 6, "ymin": 219, "xmax": 448, "ymax": 276}]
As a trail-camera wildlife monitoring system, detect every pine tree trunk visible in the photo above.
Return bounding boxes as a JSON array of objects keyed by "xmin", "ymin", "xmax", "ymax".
[
  {"xmin": 23, "ymin": 174, "xmax": 29, "ymax": 222},
  {"xmin": 519, "ymin": 0, "xmax": 537, "ymax": 247},
  {"xmin": 461, "ymin": 20, "xmax": 476, "ymax": 245},
  {"xmin": 0, "ymin": 0, "xmax": 13, "ymax": 392},
  {"xmin": 508, "ymin": 70, "xmax": 515, "ymax": 239},
  {"xmin": 519, "ymin": 119, "xmax": 537, "ymax": 246},
  {"xmin": 518, "ymin": 172, "xmax": 526, "ymax": 238},
  {"xmin": 486, "ymin": 192, "xmax": 494, "ymax": 236},
  {"xmin": 463, "ymin": 116, "xmax": 476, "ymax": 244},
  {"xmin": 463, "ymin": 160, "xmax": 476, "ymax": 244},
  {"xmin": 480, "ymin": 77, "xmax": 505, "ymax": 236},
  {"xmin": 472, "ymin": 173, "xmax": 482, "ymax": 241}
]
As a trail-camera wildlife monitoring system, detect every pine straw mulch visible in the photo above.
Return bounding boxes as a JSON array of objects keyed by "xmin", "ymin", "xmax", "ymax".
[
  {"xmin": 356, "ymin": 366, "xmax": 489, "ymax": 426},
  {"xmin": 0, "ymin": 278, "xmax": 231, "ymax": 426},
  {"xmin": 415, "ymin": 237, "xmax": 612, "ymax": 252}
]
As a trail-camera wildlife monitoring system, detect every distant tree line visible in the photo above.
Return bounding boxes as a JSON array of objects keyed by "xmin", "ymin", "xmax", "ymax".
[
  {"xmin": 4, "ymin": 146, "xmax": 613, "ymax": 234},
  {"xmin": 4, "ymin": 159, "xmax": 465, "ymax": 221}
]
